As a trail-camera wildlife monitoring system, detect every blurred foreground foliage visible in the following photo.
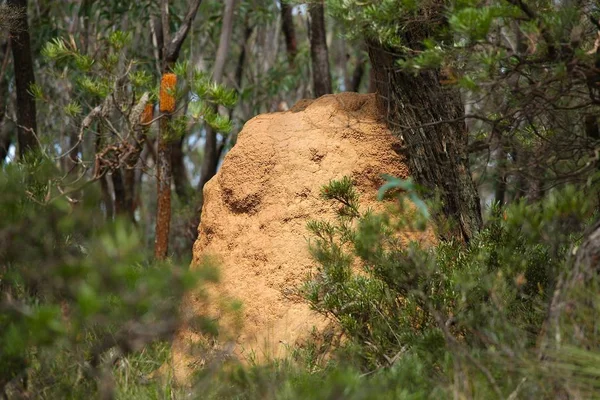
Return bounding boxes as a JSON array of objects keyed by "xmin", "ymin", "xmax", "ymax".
[
  {"xmin": 0, "ymin": 157, "xmax": 217, "ymax": 399},
  {"xmin": 3, "ymin": 163, "xmax": 600, "ymax": 399}
]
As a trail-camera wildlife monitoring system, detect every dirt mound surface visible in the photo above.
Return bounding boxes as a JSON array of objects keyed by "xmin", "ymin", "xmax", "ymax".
[{"xmin": 172, "ymin": 92, "xmax": 433, "ymax": 381}]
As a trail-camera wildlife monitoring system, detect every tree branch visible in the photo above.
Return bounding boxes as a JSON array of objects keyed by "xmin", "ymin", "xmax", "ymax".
[
  {"xmin": 165, "ymin": 0, "xmax": 203, "ymax": 64},
  {"xmin": 160, "ymin": 0, "xmax": 171, "ymax": 56}
]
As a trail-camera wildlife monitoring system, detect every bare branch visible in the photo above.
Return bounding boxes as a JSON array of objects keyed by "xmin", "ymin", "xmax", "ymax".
[{"xmin": 165, "ymin": 0, "xmax": 203, "ymax": 64}]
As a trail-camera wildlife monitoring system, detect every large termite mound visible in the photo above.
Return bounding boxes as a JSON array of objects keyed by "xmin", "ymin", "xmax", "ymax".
[{"xmin": 172, "ymin": 92, "xmax": 432, "ymax": 381}]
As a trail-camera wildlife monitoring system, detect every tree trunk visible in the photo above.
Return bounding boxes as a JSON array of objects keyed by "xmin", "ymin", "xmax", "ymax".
[
  {"xmin": 280, "ymin": 1, "xmax": 297, "ymax": 66},
  {"xmin": 8, "ymin": 0, "xmax": 38, "ymax": 159},
  {"xmin": 94, "ymin": 124, "xmax": 114, "ymax": 219},
  {"xmin": 155, "ymin": 116, "xmax": 172, "ymax": 259},
  {"xmin": 0, "ymin": 41, "xmax": 11, "ymax": 163},
  {"xmin": 171, "ymin": 135, "xmax": 192, "ymax": 200},
  {"xmin": 349, "ymin": 56, "xmax": 365, "ymax": 93},
  {"xmin": 0, "ymin": 128, "xmax": 11, "ymax": 164},
  {"xmin": 197, "ymin": 0, "xmax": 236, "ymax": 193},
  {"xmin": 112, "ymin": 170, "xmax": 127, "ymax": 216},
  {"xmin": 154, "ymin": 0, "xmax": 203, "ymax": 259},
  {"xmin": 308, "ymin": 0, "xmax": 332, "ymax": 97},
  {"xmin": 368, "ymin": 42, "xmax": 482, "ymax": 243},
  {"xmin": 493, "ymin": 129, "xmax": 507, "ymax": 205}
]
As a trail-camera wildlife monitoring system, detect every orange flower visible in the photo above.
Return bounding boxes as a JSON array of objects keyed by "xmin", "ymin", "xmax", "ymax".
[
  {"xmin": 159, "ymin": 73, "xmax": 177, "ymax": 113},
  {"xmin": 141, "ymin": 104, "xmax": 154, "ymax": 124}
]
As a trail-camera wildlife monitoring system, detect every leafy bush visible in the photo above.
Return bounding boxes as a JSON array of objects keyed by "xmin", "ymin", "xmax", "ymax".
[
  {"xmin": 301, "ymin": 176, "xmax": 595, "ymax": 397},
  {"xmin": 0, "ymin": 158, "xmax": 217, "ymax": 398}
]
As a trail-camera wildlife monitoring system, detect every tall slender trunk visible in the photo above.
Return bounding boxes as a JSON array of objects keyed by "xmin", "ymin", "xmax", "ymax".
[
  {"xmin": 155, "ymin": 73, "xmax": 176, "ymax": 259},
  {"xmin": 197, "ymin": 0, "xmax": 236, "ymax": 194},
  {"xmin": 280, "ymin": 1, "xmax": 297, "ymax": 66},
  {"xmin": 308, "ymin": 0, "xmax": 332, "ymax": 97},
  {"xmin": 95, "ymin": 129, "xmax": 114, "ymax": 220},
  {"xmin": 0, "ymin": 40, "xmax": 11, "ymax": 163},
  {"xmin": 493, "ymin": 129, "xmax": 507, "ymax": 205},
  {"xmin": 349, "ymin": 56, "xmax": 365, "ymax": 93},
  {"xmin": 187, "ymin": 10, "xmax": 251, "ymax": 249},
  {"xmin": 368, "ymin": 42, "xmax": 482, "ymax": 243},
  {"xmin": 171, "ymin": 134, "xmax": 191, "ymax": 200},
  {"xmin": 8, "ymin": 0, "xmax": 38, "ymax": 159},
  {"xmin": 154, "ymin": 0, "xmax": 203, "ymax": 259},
  {"xmin": 112, "ymin": 170, "xmax": 127, "ymax": 215}
]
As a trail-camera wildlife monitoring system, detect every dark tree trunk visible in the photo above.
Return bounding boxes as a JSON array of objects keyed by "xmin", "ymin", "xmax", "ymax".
[
  {"xmin": 8, "ymin": 0, "xmax": 38, "ymax": 159},
  {"xmin": 493, "ymin": 129, "xmax": 507, "ymax": 205},
  {"xmin": 368, "ymin": 67, "xmax": 376, "ymax": 93},
  {"xmin": 171, "ymin": 135, "xmax": 192, "ymax": 200},
  {"xmin": 234, "ymin": 19, "xmax": 253, "ymax": 93},
  {"xmin": 112, "ymin": 170, "xmax": 127, "ymax": 216},
  {"xmin": 280, "ymin": 1, "xmax": 297, "ymax": 66},
  {"xmin": 349, "ymin": 56, "xmax": 365, "ymax": 93},
  {"xmin": 368, "ymin": 42, "xmax": 482, "ymax": 243},
  {"xmin": 308, "ymin": 0, "xmax": 332, "ymax": 97},
  {"xmin": 122, "ymin": 110, "xmax": 150, "ymax": 223},
  {"xmin": 0, "ymin": 41, "xmax": 11, "ymax": 163},
  {"xmin": 0, "ymin": 129, "xmax": 11, "ymax": 164},
  {"xmin": 197, "ymin": 0, "xmax": 235, "ymax": 192}
]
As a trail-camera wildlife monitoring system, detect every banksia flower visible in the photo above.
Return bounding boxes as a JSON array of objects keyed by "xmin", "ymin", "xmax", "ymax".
[
  {"xmin": 159, "ymin": 73, "xmax": 177, "ymax": 113},
  {"xmin": 141, "ymin": 103, "xmax": 154, "ymax": 124}
]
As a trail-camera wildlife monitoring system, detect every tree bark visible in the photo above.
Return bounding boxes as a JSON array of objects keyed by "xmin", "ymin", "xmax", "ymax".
[
  {"xmin": 197, "ymin": 0, "xmax": 236, "ymax": 194},
  {"xmin": 0, "ymin": 40, "xmax": 11, "ymax": 164},
  {"xmin": 308, "ymin": 0, "xmax": 332, "ymax": 97},
  {"xmin": 280, "ymin": 1, "xmax": 297, "ymax": 66},
  {"xmin": 95, "ymin": 131, "xmax": 114, "ymax": 220},
  {"xmin": 368, "ymin": 42, "xmax": 482, "ymax": 243},
  {"xmin": 492, "ymin": 129, "xmax": 507, "ymax": 205},
  {"xmin": 154, "ymin": 0, "xmax": 203, "ymax": 260},
  {"xmin": 171, "ymin": 134, "xmax": 192, "ymax": 200},
  {"xmin": 349, "ymin": 56, "xmax": 365, "ymax": 93},
  {"xmin": 8, "ymin": 0, "xmax": 38, "ymax": 159},
  {"xmin": 155, "ymin": 117, "xmax": 172, "ymax": 259},
  {"xmin": 112, "ymin": 170, "xmax": 127, "ymax": 216}
]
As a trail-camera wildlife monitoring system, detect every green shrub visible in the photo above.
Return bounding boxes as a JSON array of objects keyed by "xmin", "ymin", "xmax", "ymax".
[
  {"xmin": 0, "ymin": 158, "xmax": 217, "ymax": 398},
  {"xmin": 301, "ymin": 176, "xmax": 594, "ymax": 397}
]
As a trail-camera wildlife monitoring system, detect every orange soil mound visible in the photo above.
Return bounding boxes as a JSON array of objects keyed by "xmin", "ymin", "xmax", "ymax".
[{"xmin": 172, "ymin": 92, "xmax": 433, "ymax": 381}]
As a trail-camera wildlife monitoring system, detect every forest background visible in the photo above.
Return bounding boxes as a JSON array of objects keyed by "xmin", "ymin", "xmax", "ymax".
[{"xmin": 2, "ymin": 0, "xmax": 600, "ymax": 399}]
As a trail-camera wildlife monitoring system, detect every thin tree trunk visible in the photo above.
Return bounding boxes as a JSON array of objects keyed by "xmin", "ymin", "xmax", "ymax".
[
  {"xmin": 234, "ymin": 18, "xmax": 253, "ymax": 94},
  {"xmin": 368, "ymin": 42, "xmax": 482, "ymax": 243},
  {"xmin": 8, "ymin": 0, "xmax": 38, "ymax": 159},
  {"xmin": 0, "ymin": 41, "xmax": 11, "ymax": 163},
  {"xmin": 112, "ymin": 170, "xmax": 127, "ymax": 215},
  {"xmin": 171, "ymin": 135, "xmax": 191, "ymax": 200},
  {"xmin": 0, "ymin": 129, "xmax": 11, "ymax": 163},
  {"xmin": 186, "ymin": 10, "xmax": 251, "ymax": 249},
  {"xmin": 197, "ymin": 0, "xmax": 236, "ymax": 194},
  {"xmin": 155, "ymin": 115, "xmax": 172, "ymax": 259},
  {"xmin": 95, "ymin": 130, "xmax": 114, "ymax": 220},
  {"xmin": 349, "ymin": 56, "xmax": 365, "ymax": 93},
  {"xmin": 493, "ymin": 129, "xmax": 507, "ymax": 205},
  {"xmin": 154, "ymin": 0, "xmax": 203, "ymax": 259},
  {"xmin": 280, "ymin": 1, "xmax": 297, "ymax": 66},
  {"xmin": 308, "ymin": 0, "xmax": 332, "ymax": 97}
]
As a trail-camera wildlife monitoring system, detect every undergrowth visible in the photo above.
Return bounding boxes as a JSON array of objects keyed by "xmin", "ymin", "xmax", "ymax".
[{"xmin": 3, "ymin": 166, "xmax": 600, "ymax": 399}]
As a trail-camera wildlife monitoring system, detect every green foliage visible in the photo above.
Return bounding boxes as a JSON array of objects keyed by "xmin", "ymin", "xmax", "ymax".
[
  {"xmin": 301, "ymin": 177, "xmax": 596, "ymax": 397},
  {"xmin": 0, "ymin": 159, "xmax": 216, "ymax": 397}
]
